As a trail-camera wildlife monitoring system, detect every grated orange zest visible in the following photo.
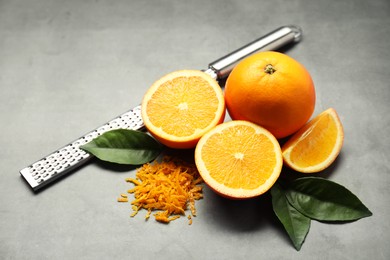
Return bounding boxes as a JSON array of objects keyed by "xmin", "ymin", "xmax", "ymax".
[{"xmin": 120, "ymin": 156, "xmax": 203, "ymax": 224}]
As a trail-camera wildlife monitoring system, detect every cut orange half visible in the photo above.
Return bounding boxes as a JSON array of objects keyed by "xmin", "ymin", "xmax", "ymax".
[
  {"xmin": 282, "ymin": 108, "xmax": 344, "ymax": 173},
  {"xmin": 195, "ymin": 120, "xmax": 283, "ymax": 199},
  {"xmin": 141, "ymin": 70, "xmax": 225, "ymax": 149}
]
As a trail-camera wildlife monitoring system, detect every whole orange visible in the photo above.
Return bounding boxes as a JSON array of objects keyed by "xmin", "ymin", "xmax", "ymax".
[{"xmin": 224, "ymin": 51, "xmax": 316, "ymax": 139}]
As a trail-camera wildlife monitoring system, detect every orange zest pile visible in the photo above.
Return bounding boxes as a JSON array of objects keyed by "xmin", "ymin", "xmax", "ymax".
[{"xmin": 118, "ymin": 156, "xmax": 203, "ymax": 224}]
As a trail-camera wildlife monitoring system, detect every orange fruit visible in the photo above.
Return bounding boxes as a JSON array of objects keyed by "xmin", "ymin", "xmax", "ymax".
[
  {"xmin": 141, "ymin": 70, "xmax": 225, "ymax": 149},
  {"xmin": 224, "ymin": 51, "xmax": 316, "ymax": 139},
  {"xmin": 194, "ymin": 120, "xmax": 283, "ymax": 199},
  {"xmin": 282, "ymin": 108, "xmax": 344, "ymax": 173}
]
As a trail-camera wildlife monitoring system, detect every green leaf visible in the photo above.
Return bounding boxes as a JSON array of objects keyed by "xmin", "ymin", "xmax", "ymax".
[
  {"xmin": 271, "ymin": 184, "xmax": 311, "ymax": 251},
  {"xmin": 285, "ymin": 177, "xmax": 373, "ymax": 221},
  {"xmin": 80, "ymin": 129, "xmax": 163, "ymax": 165}
]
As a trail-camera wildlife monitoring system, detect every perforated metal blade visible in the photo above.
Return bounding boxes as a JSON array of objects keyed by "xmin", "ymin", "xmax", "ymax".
[{"xmin": 20, "ymin": 106, "xmax": 144, "ymax": 190}]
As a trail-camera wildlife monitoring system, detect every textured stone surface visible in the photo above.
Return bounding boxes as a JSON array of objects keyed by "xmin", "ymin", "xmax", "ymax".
[{"xmin": 1, "ymin": 0, "xmax": 389, "ymax": 259}]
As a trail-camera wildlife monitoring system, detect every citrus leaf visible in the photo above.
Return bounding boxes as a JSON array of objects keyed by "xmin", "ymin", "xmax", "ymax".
[
  {"xmin": 270, "ymin": 184, "xmax": 311, "ymax": 251},
  {"xmin": 285, "ymin": 177, "xmax": 373, "ymax": 221},
  {"xmin": 80, "ymin": 129, "xmax": 163, "ymax": 165}
]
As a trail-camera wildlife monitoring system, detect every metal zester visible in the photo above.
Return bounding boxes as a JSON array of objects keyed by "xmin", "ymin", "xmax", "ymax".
[{"xmin": 20, "ymin": 25, "xmax": 302, "ymax": 191}]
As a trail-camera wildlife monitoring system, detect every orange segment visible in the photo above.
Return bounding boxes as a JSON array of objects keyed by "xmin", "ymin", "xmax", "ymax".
[
  {"xmin": 141, "ymin": 70, "xmax": 225, "ymax": 149},
  {"xmin": 282, "ymin": 108, "xmax": 344, "ymax": 173},
  {"xmin": 195, "ymin": 120, "xmax": 283, "ymax": 199}
]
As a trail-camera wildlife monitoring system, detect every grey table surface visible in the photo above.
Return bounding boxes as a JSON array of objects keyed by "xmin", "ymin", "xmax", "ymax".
[{"xmin": 1, "ymin": 0, "xmax": 389, "ymax": 259}]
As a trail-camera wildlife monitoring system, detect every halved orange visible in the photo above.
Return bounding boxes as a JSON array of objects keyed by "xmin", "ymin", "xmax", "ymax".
[
  {"xmin": 195, "ymin": 120, "xmax": 283, "ymax": 199},
  {"xmin": 141, "ymin": 70, "xmax": 225, "ymax": 149},
  {"xmin": 282, "ymin": 108, "xmax": 344, "ymax": 173}
]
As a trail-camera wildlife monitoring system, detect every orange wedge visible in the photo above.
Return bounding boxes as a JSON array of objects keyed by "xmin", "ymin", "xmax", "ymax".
[
  {"xmin": 282, "ymin": 108, "xmax": 344, "ymax": 173},
  {"xmin": 195, "ymin": 120, "xmax": 283, "ymax": 199},
  {"xmin": 141, "ymin": 70, "xmax": 225, "ymax": 149}
]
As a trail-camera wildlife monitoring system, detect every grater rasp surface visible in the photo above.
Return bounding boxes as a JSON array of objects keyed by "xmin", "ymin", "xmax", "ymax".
[{"xmin": 20, "ymin": 105, "xmax": 144, "ymax": 191}]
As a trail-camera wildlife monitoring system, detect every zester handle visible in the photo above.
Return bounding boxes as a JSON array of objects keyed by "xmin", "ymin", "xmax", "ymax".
[{"xmin": 206, "ymin": 25, "xmax": 302, "ymax": 79}]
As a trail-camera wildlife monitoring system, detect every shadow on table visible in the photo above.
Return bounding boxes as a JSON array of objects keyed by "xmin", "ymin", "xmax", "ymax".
[{"xmin": 199, "ymin": 150, "xmax": 345, "ymax": 247}]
